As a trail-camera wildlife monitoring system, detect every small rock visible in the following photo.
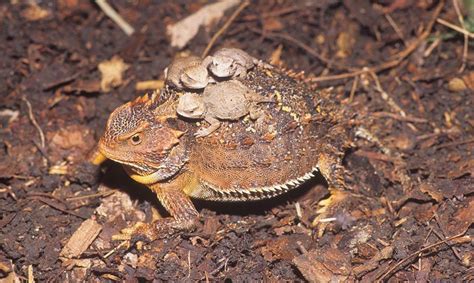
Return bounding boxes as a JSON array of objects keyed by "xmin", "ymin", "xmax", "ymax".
[{"xmin": 448, "ymin": 78, "xmax": 467, "ymax": 92}]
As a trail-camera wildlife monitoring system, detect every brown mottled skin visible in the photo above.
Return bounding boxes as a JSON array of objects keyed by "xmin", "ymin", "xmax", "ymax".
[{"xmin": 93, "ymin": 66, "xmax": 352, "ymax": 240}]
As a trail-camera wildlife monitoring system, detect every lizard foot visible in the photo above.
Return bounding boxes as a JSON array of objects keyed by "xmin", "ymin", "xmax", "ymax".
[
  {"xmin": 312, "ymin": 189, "xmax": 355, "ymax": 237},
  {"xmin": 195, "ymin": 127, "xmax": 213, "ymax": 138},
  {"xmin": 112, "ymin": 215, "xmax": 198, "ymax": 243},
  {"xmin": 112, "ymin": 218, "xmax": 180, "ymax": 242}
]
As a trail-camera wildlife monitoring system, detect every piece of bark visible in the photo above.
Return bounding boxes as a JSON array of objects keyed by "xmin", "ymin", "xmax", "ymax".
[
  {"xmin": 293, "ymin": 248, "xmax": 351, "ymax": 283},
  {"xmin": 60, "ymin": 219, "xmax": 102, "ymax": 258}
]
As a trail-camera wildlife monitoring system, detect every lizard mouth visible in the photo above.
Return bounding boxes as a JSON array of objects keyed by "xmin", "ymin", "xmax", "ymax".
[
  {"xmin": 97, "ymin": 138, "xmax": 189, "ymax": 184},
  {"xmin": 97, "ymin": 140, "xmax": 150, "ymax": 173}
]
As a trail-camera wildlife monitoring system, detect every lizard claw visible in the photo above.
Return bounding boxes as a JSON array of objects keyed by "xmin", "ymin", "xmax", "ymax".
[
  {"xmin": 112, "ymin": 222, "xmax": 155, "ymax": 242},
  {"xmin": 112, "ymin": 218, "xmax": 184, "ymax": 243}
]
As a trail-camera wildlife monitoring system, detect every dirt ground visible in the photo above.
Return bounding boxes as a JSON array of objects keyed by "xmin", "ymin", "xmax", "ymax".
[{"xmin": 1, "ymin": 0, "xmax": 473, "ymax": 281}]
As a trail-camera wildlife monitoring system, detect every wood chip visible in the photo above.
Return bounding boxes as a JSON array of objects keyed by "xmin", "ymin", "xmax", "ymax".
[
  {"xmin": 293, "ymin": 248, "xmax": 351, "ymax": 282},
  {"xmin": 60, "ymin": 219, "xmax": 102, "ymax": 259},
  {"xmin": 135, "ymin": 80, "xmax": 164, "ymax": 91}
]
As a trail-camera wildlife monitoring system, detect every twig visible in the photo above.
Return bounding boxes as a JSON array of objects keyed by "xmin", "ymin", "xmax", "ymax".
[
  {"xmin": 433, "ymin": 137, "xmax": 474, "ymax": 150},
  {"xmin": 242, "ymin": 5, "xmax": 301, "ymax": 21},
  {"xmin": 423, "ymin": 35, "xmax": 441, "ymax": 57},
  {"xmin": 104, "ymin": 241, "xmax": 128, "ymax": 258},
  {"xmin": 369, "ymin": 70, "xmax": 407, "ymax": 117},
  {"xmin": 22, "ymin": 96, "xmax": 45, "ymax": 149},
  {"xmin": 371, "ymin": 111, "xmax": 428, "ymax": 123},
  {"xmin": 385, "ymin": 13, "xmax": 407, "ymax": 46},
  {"xmin": 95, "ymin": 0, "xmax": 135, "ymax": 36},
  {"xmin": 452, "ymin": 0, "xmax": 469, "ymax": 73},
  {"xmin": 348, "ymin": 76, "xmax": 359, "ymax": 102},
  {"xmin": 432, "ymin": 214, "xmax": 462, "ymax": 260},
  {"xmin": 30, "ymin": 196, "xmax": 87, "ymax": 219},
  {"xmin": 377, "ymin": 229, "xmax": 468, "ymax": 281},
  {"xmin": 310, "ymin": 69, "xmax": 366, "ymax": 82},
  {"xmin": 66, "ymin": 190, "xmax": 115, "ymax": 201},
  {"xmin": 436, "ymin": 18, "xmax": 474, "ymax": 38},
  {"xmin": 202, "ymin": 0, "xmax": 250, "ymax": 57}
]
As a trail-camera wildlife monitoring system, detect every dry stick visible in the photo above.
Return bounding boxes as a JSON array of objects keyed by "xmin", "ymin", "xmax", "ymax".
[
  {"xmin": 369, "ymin": 70, "xmax": 407, "ymax": 117},
  {"xmin": 452, "ymin": 0, "xmax": 469, "ymax": 73},
  {"xmin": 202, "ymin": 0, "xmax": 250, "ymax": 57},
  {"xmin": 95, "ymin": 0, "xmax": 135, "ymax": 36},
  {"xmin": 377, "ymin": 229, "xmax": 469, "ymax": 281},
  {"xmin": 104, "ymin": 241, "xmax": 128, "ymax": 259},
  {"xmin": 310, "ymin": 0, "xmax": 445, "ymax": 82},
  {"xmin": 385, "ymin": 13, "xmax": 407, "ymax": 46},
  {"xmin": 436, "ymin": 18, "xmax": 474, "ymax": 38},
  {"xmin": 348, "ymin": 75, "xmax": 359, "ymax": 103},
  {"xmin": 371, "ymin": 111, "xmax": 428, "ymax": 123},
  {"xmin": 432, "ymin": 221, "xmax": 462, "ymax": 261},
  {"xmin": 22, "ymin": 96, "xmax": 45, "ymax": 149},
  {"xmin": 242, "ymin": 5, "xmax": 301, "ymax": 21}
]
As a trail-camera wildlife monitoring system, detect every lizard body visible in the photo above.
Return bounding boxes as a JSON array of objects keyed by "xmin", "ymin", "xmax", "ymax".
[{"xmin": 94, "ymin": 63, "xmax": 352, "ymax": 240}]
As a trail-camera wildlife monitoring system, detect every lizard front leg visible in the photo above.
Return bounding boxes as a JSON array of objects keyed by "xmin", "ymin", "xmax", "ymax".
[{"xmin": 113, "ymin": 175, "xmax": 199, "ymax": 241}]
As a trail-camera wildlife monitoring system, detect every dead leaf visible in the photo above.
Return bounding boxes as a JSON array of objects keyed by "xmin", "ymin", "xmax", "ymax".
[
  {"xmin": 98, "ymin": 56, "xmax": 129, "ymax": 92},
  {"xmin": 353, "ymin": 246, "xmax": 394, "ymax": 276},
  {"xmin": 260, "ymin": 235, "xmax": 310, "ymax": 262},
  {"xmin": 336, "ymin": 32, "xmax": 355, "ymax": 58},
  {"xmin": 269, "ymin": 44, "xmax": 283, "ymax": 66},
  {"xmin": 447, "ymin": 198, "xmax": 474, "ymax": 236},
  {"xmin": 166, "ymin": 0, "xmax": 240, "ymax": 49},
  {"xmin": 51, "ymin": 125, "xmax": 89, "ymax": 150},
  {"xmin": 21, "ymin": 3, "xmax": 50, "ymax": 21},
  {"xmin": 462, "ymin": 71, "xmax": 474, "ymax": 90},
  {"xmin": 262, "ymin": 17, "xmax": 284, "ymax": 32},
  {"xmin": 420, "ymin": 183, "xmax": 444, "ymax": 202}
]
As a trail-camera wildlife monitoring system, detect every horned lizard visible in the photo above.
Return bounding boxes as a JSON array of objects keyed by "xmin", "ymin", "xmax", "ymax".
[
  {"xmin": 176, "ymin": 80, "xmax": 272, "ymax": 137},
  {"xmin": 164, "ymin": 55, "xmax": 210, "ymax": 89},
  {"xmin": 203, "ymin": 48, "xmax": 273, "ymax": 79},
  {"xmin": 92, "ymin": 64, "xmax": 352, "ymax": 240}
]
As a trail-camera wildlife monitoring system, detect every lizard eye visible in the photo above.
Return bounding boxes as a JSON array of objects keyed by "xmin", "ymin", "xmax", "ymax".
[{"xmin": 130, "ymin": 133, "xmax": 142, "ymax": 145}]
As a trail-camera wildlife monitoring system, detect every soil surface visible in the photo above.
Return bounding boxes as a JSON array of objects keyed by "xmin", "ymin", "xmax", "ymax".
[{"xmin": 1, "ymin": 1, "xmax": 473, "ymax": 282}]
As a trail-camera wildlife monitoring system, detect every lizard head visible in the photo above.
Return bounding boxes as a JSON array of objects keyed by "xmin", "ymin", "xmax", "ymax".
[
  {"xmin": 181, "ymin": 65, "xmax": 209, "ymax": 89},
  {"xmin": 208, "ymin": 56, "xmax": 235, "ymax": 78},
  {"xmin": 176, "ymin": 92, "xmax": 206, "ymax": 119},
  {"xmin": 98, "ymin": 93, "xmax": 187, "ymax": 182}
]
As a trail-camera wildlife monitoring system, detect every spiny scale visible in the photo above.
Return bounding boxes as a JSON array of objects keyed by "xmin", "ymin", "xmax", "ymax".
[{"xmin": 200, "ymin": 167, "xmax": 319, "ymax": 201}]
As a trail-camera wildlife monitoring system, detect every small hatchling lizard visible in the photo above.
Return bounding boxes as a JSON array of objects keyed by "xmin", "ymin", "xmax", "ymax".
[
  {"xmin": 164, "ymin": 55, "xmax": 211, "ymax": 89},
  {"xmin": 176, "ymin": 80, "xmax": 273, "ymax": 137},
  {"xmin": 92, "ymin": 61, "xmax": 352, "ymax": 241},
  {"xmin": 203, "ymin": 47, "xmax": 273, "ymax": 79}
]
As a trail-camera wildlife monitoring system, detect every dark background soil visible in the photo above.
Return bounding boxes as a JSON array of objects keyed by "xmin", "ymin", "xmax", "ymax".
[{"xmin": 0, "ymin": 0, "xmax": 473, "ymax": 281}]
